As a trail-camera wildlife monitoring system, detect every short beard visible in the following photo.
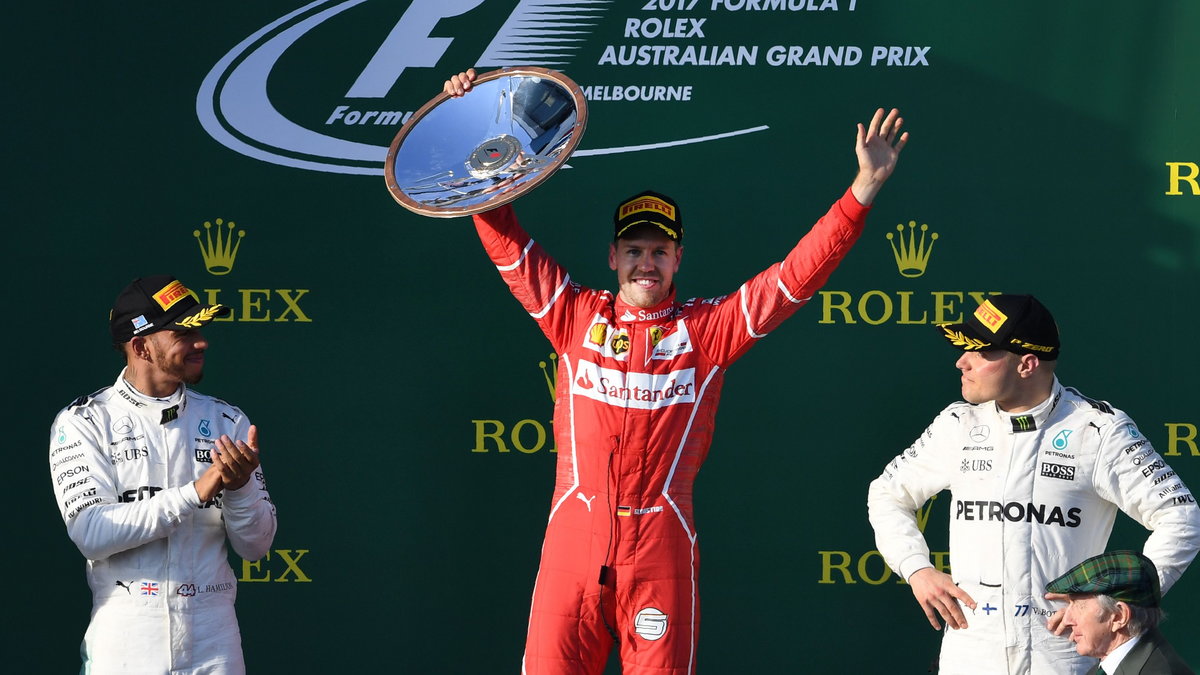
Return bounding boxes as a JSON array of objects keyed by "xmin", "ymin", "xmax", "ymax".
[{"xmin": 148, "ymin": 340, "xmax": 204, "ymax": 385}]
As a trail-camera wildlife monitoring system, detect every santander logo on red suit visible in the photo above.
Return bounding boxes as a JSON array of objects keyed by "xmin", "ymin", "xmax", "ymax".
[{"xmin": 572, "ymin": 360, "xmax": 697, "ymax": 410}]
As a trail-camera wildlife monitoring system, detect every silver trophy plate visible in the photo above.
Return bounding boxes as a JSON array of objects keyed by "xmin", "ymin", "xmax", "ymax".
[{"xmin": 385, "ymin": 67, "xmax": 588, "ymax": 218}]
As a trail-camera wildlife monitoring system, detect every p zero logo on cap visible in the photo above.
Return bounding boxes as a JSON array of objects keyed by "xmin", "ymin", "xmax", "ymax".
[
  {"xmin": 620, "ymin": 197, "xmax": 676, "ymax": 223},
  {"xmin": 974, "ymin": 300, "xmax": 1009, "ymax": 333},
  {"xmin": 153, "ymin": 280, "xmax": 191, "ymax": 310}
]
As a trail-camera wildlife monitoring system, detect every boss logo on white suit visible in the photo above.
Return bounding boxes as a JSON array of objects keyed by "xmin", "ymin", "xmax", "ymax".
[
  {"xmin": 633, "ymin": 607, "xmax": 669, "ymax": 641},
  {"xmin": 572, "ymin": 361, "xmax": 696, "ymax": 410},
  {"xmin": 1040, "ymin": 462, "xmax": 1076, "ymax": 481}
]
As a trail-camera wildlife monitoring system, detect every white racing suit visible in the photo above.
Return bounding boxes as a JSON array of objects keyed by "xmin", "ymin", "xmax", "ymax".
[
  {"xmin": 868, "ymin": 378, "xmax": 1200, "ymax": 675},
  {"xmin": 49, "ymin": 370, "xmax": 277, "ymax": 674}
]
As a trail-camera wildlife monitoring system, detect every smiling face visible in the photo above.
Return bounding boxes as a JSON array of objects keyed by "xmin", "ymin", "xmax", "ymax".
[
  {"xmin": 144, "ymin": 328, "xmax": 209, "ymax": 386},
  {"xmin": 608, "ymin": 230, "xmax": 683, "ymax": 308}
]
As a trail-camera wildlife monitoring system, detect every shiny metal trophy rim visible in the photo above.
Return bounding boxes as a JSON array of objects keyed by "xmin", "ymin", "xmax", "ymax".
[{"xmin": 384, "ymin": 67, "xmax": 588, "ymax": 218}]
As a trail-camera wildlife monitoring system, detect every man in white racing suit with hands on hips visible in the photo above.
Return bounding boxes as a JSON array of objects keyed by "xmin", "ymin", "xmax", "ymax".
[
  {"xmin": 867, "ymin": 294, "xmax": 1200, "ymax": 674},
  {"xmin": 49, "ymin": 275, "xmax": 276, "ymax": 674}
]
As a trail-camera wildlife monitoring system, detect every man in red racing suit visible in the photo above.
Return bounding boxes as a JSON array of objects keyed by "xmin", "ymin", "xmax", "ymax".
[{"xmin": 451, "ymin": 68, "xmax": 909, "ymax": 675}]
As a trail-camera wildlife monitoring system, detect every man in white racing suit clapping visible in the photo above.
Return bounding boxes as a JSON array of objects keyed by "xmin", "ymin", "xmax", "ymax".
[{"xmin": 49, "ymin": 275, "xmax": 276, "ymax": 674}]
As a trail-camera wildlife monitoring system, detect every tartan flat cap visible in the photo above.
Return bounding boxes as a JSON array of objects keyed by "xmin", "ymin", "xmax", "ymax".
[{"xmin": 1045, "ymin": 550, "xmax": 1161, "ymax": 607}]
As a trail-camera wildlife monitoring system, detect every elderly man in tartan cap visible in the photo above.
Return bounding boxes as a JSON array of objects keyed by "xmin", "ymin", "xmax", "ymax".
[{"xmin": 1046, "ymin": 551, "xmax": 1194, "ymax": 675}]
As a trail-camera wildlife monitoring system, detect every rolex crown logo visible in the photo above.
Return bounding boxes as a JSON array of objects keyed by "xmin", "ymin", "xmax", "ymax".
[
  {"xmin": 886, "ymin": 221, "xmax": 938, "ymax": 278},
  {"xmin": 539, "ymin": 353, "xmax": 559, "ymax": 403},
  {"xmin": 194, "ymin": 218, "xmax": 246, "ymax": 276}
]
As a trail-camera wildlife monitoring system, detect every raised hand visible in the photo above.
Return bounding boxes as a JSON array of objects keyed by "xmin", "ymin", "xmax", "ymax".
[{"xmin": 850, "ymin": 107, "xmax": 909, "ymax": 205}]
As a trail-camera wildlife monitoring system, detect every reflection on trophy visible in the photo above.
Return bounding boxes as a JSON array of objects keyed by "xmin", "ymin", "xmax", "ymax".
[{"xmin": 384, "ymin": 68, "xmax": 587, "ymax": 217}]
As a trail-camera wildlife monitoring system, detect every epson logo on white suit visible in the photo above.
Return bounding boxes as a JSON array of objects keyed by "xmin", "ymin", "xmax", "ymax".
[
  {"xmin": 197, "ymin": 0, "xmax": 768, "ymax": 175},
  {"xmin": 573, "ymin": 361, "xmax": 696, "ymax": 409}
]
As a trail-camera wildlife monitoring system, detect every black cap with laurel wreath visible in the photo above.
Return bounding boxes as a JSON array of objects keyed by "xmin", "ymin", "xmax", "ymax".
[
  {"xmin": 109, "ymin": 275, "xmax": 230, "ymax": 346},
  {"xmin": 936, "ymin": 294, "xmax": 1060, "ymax": 360}
]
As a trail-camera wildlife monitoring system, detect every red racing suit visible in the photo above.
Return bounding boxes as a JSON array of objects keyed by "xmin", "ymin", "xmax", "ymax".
[{"xmin": 473, "ymin": 189, "xmax": 869, "ymax": 675}]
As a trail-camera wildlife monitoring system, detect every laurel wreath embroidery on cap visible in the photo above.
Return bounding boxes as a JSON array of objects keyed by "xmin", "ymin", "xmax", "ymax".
[
  {"xmin": 943, "ymin": 328, "xmax": 988, "ymax": 351},
  {"xmin": 176, "ymin": 306, "xmax": 223, "ymax": 328}
]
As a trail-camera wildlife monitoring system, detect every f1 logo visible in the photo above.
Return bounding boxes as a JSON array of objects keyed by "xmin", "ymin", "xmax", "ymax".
[
  {"xmin": 346, "ymin": 0, "xmax": 487, "ymax": 98},
  {"xmin": 633, "ymin": 607, "xmax": 668, "ymax": 641}
]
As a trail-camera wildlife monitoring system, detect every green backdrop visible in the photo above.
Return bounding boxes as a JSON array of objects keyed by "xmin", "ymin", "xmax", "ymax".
[{"xmin": 10, "ymin": 1, "xmax": 1200, "ymax": 672}]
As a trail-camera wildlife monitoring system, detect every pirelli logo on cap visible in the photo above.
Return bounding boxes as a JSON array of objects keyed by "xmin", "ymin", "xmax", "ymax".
[
  {"xmin": 620, "ymin": 197, "xmax": 676, "ymax": 223},
  {"xmin": 153, "ymin": 280, "xmax": 191, "ymax": 310},
  {"xmin": 974, "ymin": 300, "xmax": 1008, "ymax": 333}
]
